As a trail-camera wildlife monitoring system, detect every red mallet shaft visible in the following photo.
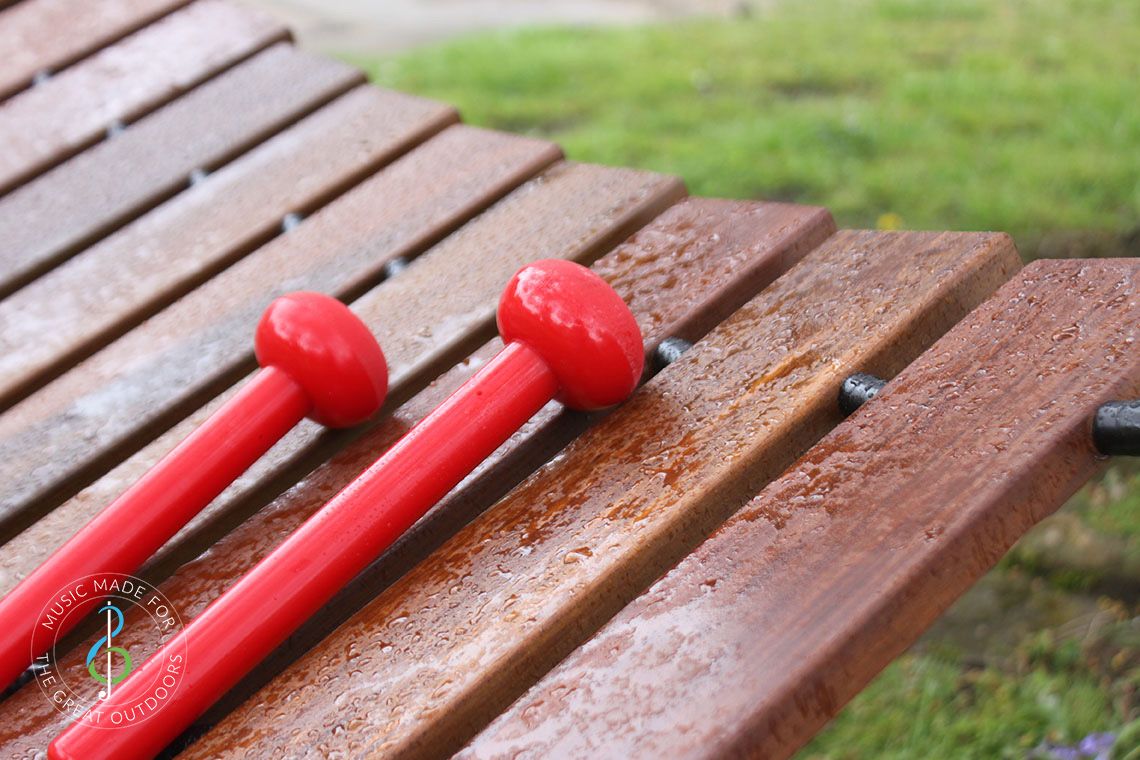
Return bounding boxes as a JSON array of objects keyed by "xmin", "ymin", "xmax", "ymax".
[
  {"xmin": 0, "ymin": 292, "xmax": 387, "ymax": 691},
  {"xmin": 50, "ymin": 259, "xmax": 644, "ymax": 760}
]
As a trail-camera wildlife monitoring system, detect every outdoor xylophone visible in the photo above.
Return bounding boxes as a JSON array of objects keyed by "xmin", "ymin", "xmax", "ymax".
[{"xmin": 0, "ymin": 1, "xmax": 1137, "ymax": 759}]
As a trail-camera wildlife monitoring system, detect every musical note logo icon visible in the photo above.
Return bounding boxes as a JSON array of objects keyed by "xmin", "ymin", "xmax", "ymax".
[
  {"xmin": 32, "ymin": 573, "xmax": 187, "ymax": 728},
  {"xmin": 85, "ymin": 602, "xmax": 132, "ymax": 699}
]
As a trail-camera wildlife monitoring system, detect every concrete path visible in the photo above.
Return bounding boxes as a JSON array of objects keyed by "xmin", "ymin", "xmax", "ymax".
[{"xmin": 243, "ymin": 0, "xmax": 751, "ymax": 55}]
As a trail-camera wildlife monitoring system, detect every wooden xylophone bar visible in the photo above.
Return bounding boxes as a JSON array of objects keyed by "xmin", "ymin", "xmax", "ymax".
[
  {"xmin": 0, "ymin": 0, "xmax": 288, "ymax": 196},
  {"xmin": 0, "ymin": 43, "xmax": 365, "ymax": 298},
  {"xmin": 0, "ymin": 1, "xmax": 1135, "ymax": 758},
  {"xmin": 0, "ymin": 85, "xmax": 458, "ymax": 407},
  {"xmin": 0, "ymin": 0, "xmax": 193, "ymax": 101}
]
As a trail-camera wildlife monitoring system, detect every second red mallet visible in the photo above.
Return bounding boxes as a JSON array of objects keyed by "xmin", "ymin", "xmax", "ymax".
[
  {"xmin": 50, "ymin": 259, "xmax": 644, "ymax": 760},
  {"xmin": 0, "ymin": 292, "xmax": 387, "ymax": 692}
]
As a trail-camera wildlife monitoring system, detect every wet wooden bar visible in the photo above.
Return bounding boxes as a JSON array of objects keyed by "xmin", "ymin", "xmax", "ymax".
[
  {"xmin": 0, "ymin": 0, "xmax": 287, "ymax": 194},
  {"xmin": 462, "ymin": 258, "xmax": 1140, "ymax": 760},
  {"xmin": 0, "ymin": 44, "xmax": 361, "ymax": 298},
  {"xmin": 0, "ymin": 86, "xmax": 456, "ymax": 408},
  {"xmin": 0, "ymin": 128, "xmax": 571, "ymax": 540},
  {"xmin": 0, "ymin": 0, "xmax": 191, "ymax": 100},
  {"xmin": 0, "ymin": 198, "xmax": 830, "ymax": 754},
  {"xmin": 186, "ymin": 231, "xmax": 1020, "ymax": 759}
]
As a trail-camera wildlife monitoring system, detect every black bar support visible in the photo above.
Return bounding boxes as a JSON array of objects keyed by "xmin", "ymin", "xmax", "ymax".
[
  {"xmin": 1093, "ymin": 400, "xmax": 1140, "ymax": 457},
  {"xmin": 838, "ymin": 372, "xmax": 886, "ymax": 416},
  {"xmin": 651, "ymin": 337, "xmax": 692, "ymax": 374},
  {"xmin": 383, "ymin": 256, "xmax": 411, "ymax": 279}
]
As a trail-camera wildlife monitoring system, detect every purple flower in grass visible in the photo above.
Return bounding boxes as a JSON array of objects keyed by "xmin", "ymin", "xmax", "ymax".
[{"xmin": 1030, "ymin": 732, "xmax": 1117, "ymax": 760}]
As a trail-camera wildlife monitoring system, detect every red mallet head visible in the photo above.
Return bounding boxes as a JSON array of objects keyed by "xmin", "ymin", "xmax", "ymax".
[
  {"xmin": 497, "ymin": 259, "xmax": 643, "ymax": 410},
  {"xmin": 256, "ymin": 292, "xmax": 389, "ymax": 427}
]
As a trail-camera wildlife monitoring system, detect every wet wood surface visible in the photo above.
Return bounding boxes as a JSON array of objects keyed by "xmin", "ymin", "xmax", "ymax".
[
  {"xmin": 0, "ymin": 197, "xmax": 826, "ymax": 599},
  {"xmin": 0, "ymin": 127, "xmax": 566, "ymax": 542},
  {"xmin": 0, "ymin": 44, "xmax": 361, "ymax": 298},
  {"xmin": 0, "ymin": 0, "xmax": 288, "ymax": 194},
  {"xmin": 0, "ymin": 0, "xmax": 190, "ymax": 100},
  {"xmin": 0, "ymin": 86, "xmax": 456, "ymax": 409},
  {"xmin": 187, "ymin": 200, "xmax": 834, "ymax": 734},
  {"xmin": 0, "ymin": 197, "xmax": 829, "ymax": 755},
  {"xmin": 462, "ymin": 258, "xmax": 1140, "ymax": 760},
  {"xmin": 186, "ymin": 231, "xmax": 1020, "ymax": 759},
  {"xmin": 0, "ymin": 199, "xmax": 828, "ymax": 597}
]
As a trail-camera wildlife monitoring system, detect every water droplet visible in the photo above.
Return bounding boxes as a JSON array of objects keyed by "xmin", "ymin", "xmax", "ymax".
[{"xmin": 563, "ymin": 546, "xmax": 593, "ymax": 564}]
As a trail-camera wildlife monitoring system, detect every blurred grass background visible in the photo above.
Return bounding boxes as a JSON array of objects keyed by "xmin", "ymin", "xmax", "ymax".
[{"xmin": 345, "ymin": 0, "xmax": 1139, "ymax": 756}]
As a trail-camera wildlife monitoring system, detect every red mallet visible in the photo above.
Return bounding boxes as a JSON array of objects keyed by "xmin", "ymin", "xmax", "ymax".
[
  {"xmin": 0, "ymin": 292, "xmax": 387, "ymax": 691},
  {"xmin": 50, "ymin": 259, "xmax": 643, "ymax": 760}
]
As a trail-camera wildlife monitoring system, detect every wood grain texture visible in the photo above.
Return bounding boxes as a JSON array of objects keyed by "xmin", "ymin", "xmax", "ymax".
[
  {"xmin": 0, "ymin": 166, "xmax": 687, "ymax": 756},
  {"xmin": 0, "ymin": 44, "xmax": 361, "ymax": 298},
  {"xmin": 0, "ymin": 126, "xmax": 561, "ymax": 543},
  {"xmin": 0, "ymin": 0, "xmax": 191, "ymax": 100},
  {"xmin": 0, "ymin": 86, "xmax": 456, "ymax": 409},
  {"xmin": 187, "ymin": 231, "xmax": 1020, "ymax": 759},
  {"xmin": 0, "ymin": 0, "xmax": 288, "ymax": 194},
  {"xmin": 463, "ymin": 258, "xmax": 1140, "ymax": 760}
]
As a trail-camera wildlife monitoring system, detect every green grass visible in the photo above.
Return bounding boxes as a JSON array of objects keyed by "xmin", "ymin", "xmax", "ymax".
[
  {"xmin": 799, "ymin": 654, "xmax": 1119, "ymax": 759},
  {"xmin": 1074, "ymin": 461, "xmax": 1140, "ymax": 544},
  {"xmin": 346, "ymin": 0, "xmax": 1140, "ymax": 755},
  {"xmin": 354, "ymin": 0, "xmax": 1140, "ymax": 254}
]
